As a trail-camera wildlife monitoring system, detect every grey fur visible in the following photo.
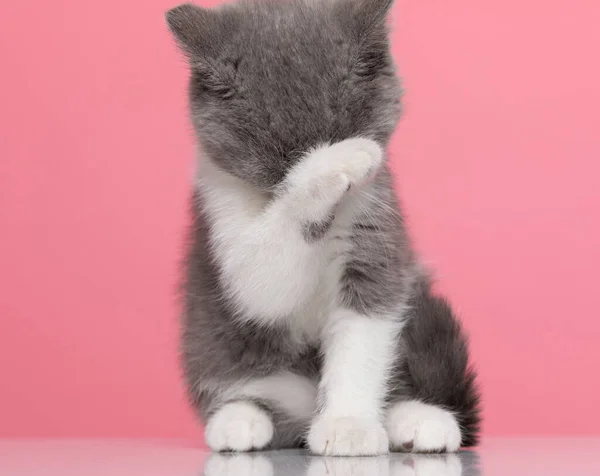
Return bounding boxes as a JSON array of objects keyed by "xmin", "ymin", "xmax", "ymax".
[
  {"xmin": 340, "ymin": 172, "xmax": 414, "ymax": 316},
  {"xmin": 167, "ymin": 0, "xmax": 401, "ymax": 190},
  {"xmin": 168, "ymin": 0, "xmax": 480, "ymax": 451},
  {"xmin": 392, "ymin": 277, "xmax": 482, "ymax": 447},
  {"xmin": 182, "ymin": 190, "xmax": 322, "ymax": 448}
]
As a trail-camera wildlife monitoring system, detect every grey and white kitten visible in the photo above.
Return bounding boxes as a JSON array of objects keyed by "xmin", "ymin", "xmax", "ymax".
[{"xmin": 166, "ymin": 0, "xmax": 480, "ymax": 456}]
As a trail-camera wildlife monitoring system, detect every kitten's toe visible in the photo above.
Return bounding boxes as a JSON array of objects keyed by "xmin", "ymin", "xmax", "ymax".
[
  {"xmin": 205, "ymin": 401, "xmax": 274, "ymax": 452},
  {"xmin": 386, "ymin": 401, "xmax": 461, "ymax": 453},
  {"xmin": 308, "ymin": 416, "xmax": 389, "ymax": 456}
]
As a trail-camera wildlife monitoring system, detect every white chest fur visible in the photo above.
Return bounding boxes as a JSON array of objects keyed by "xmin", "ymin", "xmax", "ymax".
[
  {"xmin": 197, "ymin": 139, "xmax": 383, "ymax": 341},
  {"xmin": 198, "ymin": 166, "xmax": 364, "ymax": 342}
]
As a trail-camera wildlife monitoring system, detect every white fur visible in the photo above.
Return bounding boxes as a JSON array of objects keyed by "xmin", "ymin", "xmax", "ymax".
[
  {"xmin": 205, "ymin": 401, "xmax": 274, "ymax": 452},
  {"xmin": 198, "ymin": 138, "xmax": 383, "ymax": 334},
  {"xmin": 308, "ymin": 416, "xmax": 389, "ymax": 456},
  {"xmin": 386, "ymin": 401, "xmax": 462, "ymax": 453},
  {"xmin": 205, "ymin": 453, "xmax": 274, "ymax": 476},
  {"xmin": 308, "ymin": 309, "xmax": 404, "ymax": 455},
  {"xmin": 236, "ymin": 372, "xmax": 318, "ymax": 422}
]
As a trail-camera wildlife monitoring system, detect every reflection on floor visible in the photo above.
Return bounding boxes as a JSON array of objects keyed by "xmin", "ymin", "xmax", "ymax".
[
  {"xmin": 205, "ymin": 450, "xmax": 478, "ymax": 476},
  {"xmin": 1, "ymin": 438, "xmax": 599, "ymax": 476}
]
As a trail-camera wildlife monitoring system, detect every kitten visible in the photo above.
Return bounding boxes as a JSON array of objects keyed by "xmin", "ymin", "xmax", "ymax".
[{"xmin": 166, "ymin": 0, "xmax": 480, "ymax": 456}]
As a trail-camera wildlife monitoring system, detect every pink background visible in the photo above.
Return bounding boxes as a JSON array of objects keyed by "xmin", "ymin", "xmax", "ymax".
[{"xmin": 1, "ymin": 0, "xmax": 599, "ymax": 440}]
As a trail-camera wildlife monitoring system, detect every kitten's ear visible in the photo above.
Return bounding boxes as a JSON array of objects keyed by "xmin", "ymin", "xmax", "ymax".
[
  {"xmin": 166, "ymin": 4, "xmax": 238, "ymax": 97},
  {"xmin": 165, "ymin": 3, "xmax": 228, "ymax": 58}
]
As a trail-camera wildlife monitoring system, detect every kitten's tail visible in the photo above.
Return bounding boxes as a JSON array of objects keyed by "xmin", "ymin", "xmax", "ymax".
[{"xmin": 400, "ymin": 277, "xmax": 482, "ymax": 447}]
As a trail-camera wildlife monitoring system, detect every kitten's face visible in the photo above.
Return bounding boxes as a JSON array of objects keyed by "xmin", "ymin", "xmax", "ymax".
[{"xmin": 167, "ymin": 0, "xmax": 401, "ymax": 189}]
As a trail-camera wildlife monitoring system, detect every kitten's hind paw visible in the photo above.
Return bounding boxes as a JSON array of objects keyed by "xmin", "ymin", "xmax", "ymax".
[
  {"xmin": 205, "ymin": 401, "xmax": 274, "ymax": 452},
  {"xmin": 387, "ymin": 401, "xmax": 461, "ymax": 453}
]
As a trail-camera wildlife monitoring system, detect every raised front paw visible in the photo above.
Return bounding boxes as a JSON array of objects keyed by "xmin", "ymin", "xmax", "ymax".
[
  {"xmin": 326, "ymin": 138, "xmax": 384, "ymax": 189},
  {"xmin": 286, "ymin": 138, "xmax": 384, "ymax": 223},
  {"xmin": 308, "ymin": 416, "xmax": 389, "ymax": 456},
  {"xmin": 205, "ymin": 401, "xmax": 274, "ymax": 452}
]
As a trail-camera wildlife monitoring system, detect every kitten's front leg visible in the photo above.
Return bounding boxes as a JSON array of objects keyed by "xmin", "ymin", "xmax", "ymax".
[
  {"xmin": 215, "ymin": 138, "xmax": 383, "ymax": 320},
  {"xmin": 308, "ymin": 309, "xmax": 403, "ymax": 456}
]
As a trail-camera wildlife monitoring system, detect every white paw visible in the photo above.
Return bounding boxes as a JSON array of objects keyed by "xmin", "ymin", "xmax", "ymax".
[
  {"xmin": 327, "ymin": 137, "xmax": 384, "ymax": 188},
  {"xmin": 287, "ymin": 159, "xmax": 351, "ymax": 221},
  {"xmin": 390, "ymin": 454, "xmax": 462, "ymax": 476},
  {"xmin": 307, "ymin": 456, "xmax": 390, "ymax": 476},
  {"xmin": 204, "ymin": 401, "xmax": 274, "ymax": 452},
  {"xmin": 308, "ymin": 416, "xmax": 389, "ymax": 456},
  {"xmin": 386, "ymin": 401, "xmax": 461, "ymax": 453},
  {"xmin": 205, "ymin": 453, "xmax": 273, "ymax": 476},
  {"xmin": 286, "ymin": 138, "xmax": 383, "ymax": 221},
  {"xmin": 305, "ymin": 171, "xmax": 353, "ymax": 214}
]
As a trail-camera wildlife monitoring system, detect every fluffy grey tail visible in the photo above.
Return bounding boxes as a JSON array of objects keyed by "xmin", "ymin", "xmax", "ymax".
[{"xmin": 400, "ymin": 278, "xmax": 482, "ymax": 447}]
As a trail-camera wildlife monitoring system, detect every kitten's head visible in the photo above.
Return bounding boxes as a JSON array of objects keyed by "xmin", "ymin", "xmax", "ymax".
[{"xmin": 167, "ymin": 0, "xmax": 401, "ymax": 189}]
